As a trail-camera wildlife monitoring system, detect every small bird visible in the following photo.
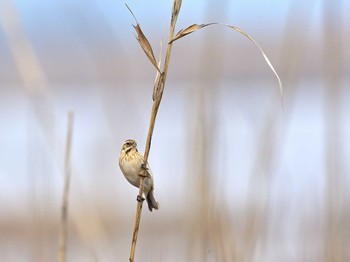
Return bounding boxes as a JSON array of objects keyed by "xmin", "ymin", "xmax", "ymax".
[{"xmin": 119, "ymin": 139, "xmax": 159, "ymax": 211}]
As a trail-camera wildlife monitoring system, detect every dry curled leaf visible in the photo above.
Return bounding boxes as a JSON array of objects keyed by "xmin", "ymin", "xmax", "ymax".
[
  {"xmin": 133, "ymin": 24, "xmax": 161, "ymax": 73},
  {"xmin": 126, "ymin": 4, "xmax": 161, "ymax": 73},
  {"xmin": 169, "ymin": 23, "xmax": 216, "ymax": 43}
]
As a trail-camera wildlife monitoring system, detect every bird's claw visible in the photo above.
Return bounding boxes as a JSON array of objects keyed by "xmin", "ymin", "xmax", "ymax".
[
  {"xmin": 139, "ymin": 163, "xmax": 150, "ymax": 177},
  {"xmin": 141, "ymin": 163, "xmax": 147, "ymax": 170},
  {"xmin": 138, "ymin": 172, "xmax": 148, "ymax": 178},
  {"xmin": 137, "ymin": 195, "xmax": 145, "ymax": 202}
]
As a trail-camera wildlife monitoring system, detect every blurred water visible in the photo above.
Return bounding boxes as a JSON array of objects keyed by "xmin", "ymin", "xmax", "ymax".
[
  {"xmin": 1, "ymin": 79, "xmax": 349, "ymax": 260},
  {"xmin": 2, "ymin": 80, "xmax": 349, "ymax": 199}
]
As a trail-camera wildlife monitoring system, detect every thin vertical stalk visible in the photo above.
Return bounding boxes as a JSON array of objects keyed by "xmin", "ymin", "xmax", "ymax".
[
  {"xmin": 322, "ymin": 0, "xmax": 343, "ymax": 261},
  {"xmin": 59, "ymin": 112, "xmax": 74, "ymax": 262},
  {"xmin": 129, "ymin": 1, "xmax": 182, "ymax": 262}
]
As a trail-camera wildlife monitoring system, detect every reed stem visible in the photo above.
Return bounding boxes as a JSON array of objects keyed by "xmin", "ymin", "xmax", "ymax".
[
  {"xmin": 128, "ymin": 1, "xmax": 182, "ymax": 261},
  {"xmin": 59, "ymin": 111, "xmax": 74, "ymax": 262}
]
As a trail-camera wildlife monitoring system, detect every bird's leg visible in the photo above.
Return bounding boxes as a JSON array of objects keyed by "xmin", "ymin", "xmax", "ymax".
[
  {"xmin": 139, "ymin": 163, "xmax": 150, "ymax": 178},
  {"xmin": 137, "ymin": 163, "xmax": 149, "ymax": 202},
  {"xmin": 137, "ymin": 166, "xmax": 147, "ymax": 202}
]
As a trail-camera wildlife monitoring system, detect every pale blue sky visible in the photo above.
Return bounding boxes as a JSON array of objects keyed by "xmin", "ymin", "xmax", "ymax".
[{"xmin": 11, "ymin": 0, "xmax": 325, "ymax": 34}]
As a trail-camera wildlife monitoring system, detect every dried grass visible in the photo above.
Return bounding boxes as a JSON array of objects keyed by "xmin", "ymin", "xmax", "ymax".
[
  {"xmin": 58, "ymin": 112, "xmax": 74, "ymax": 262},
  {"xmin": 124, "ymin": 0, "xmax": 282, "ymax": 260}
]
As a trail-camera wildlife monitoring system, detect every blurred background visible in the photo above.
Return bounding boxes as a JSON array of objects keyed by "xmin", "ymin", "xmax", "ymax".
[{"xmin": 1, "ymin": 0, "xmax": 349, "ymax": 261}]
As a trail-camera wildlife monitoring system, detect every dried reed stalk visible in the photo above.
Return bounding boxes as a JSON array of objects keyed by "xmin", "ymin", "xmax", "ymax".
[
  {"xmin": 126, "ymin": 0, "xmax": 282, "ymax": 260},
  {"xmin": 322, "ymin": 0, "xmax": 344, "ymax": 261},
  {"xmin": 59, "ymin": 112, "xmax": 74, "ymax": 262},
  {"xmin": 128, "ymin": 1, "xmax": 182, "ymax": 261}
]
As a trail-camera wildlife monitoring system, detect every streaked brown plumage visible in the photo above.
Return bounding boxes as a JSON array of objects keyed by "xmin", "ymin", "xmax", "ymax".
[{"xmin": 119, "ymin": 139, "xmax": 159, "ymax": 211}]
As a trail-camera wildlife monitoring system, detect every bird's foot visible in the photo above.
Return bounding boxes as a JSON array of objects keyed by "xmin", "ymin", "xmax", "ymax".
[
  {"xmin": 139, "ymin": 163, "xmax": 150, "ymax": 177},
  {"xmin": 137, "ymin": 195, "xmax": 145, "ymax": 202},
  {"xmin": 141, "ymin": 163, "xmax": 148, "ymax": 170}
]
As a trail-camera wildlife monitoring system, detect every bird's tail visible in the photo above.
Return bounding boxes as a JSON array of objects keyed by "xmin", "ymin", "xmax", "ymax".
[{"xmin": 146, "ymin": 190, "xmax": 159, "ymax": 212}]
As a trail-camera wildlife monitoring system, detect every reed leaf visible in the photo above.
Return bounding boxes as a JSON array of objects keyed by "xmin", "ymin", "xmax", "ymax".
[
  {"xmin": 225, "ymin": 24, "xmax": 283, "ymax": 101},
  {"xmin": 169, "ymin": 23, "xmax": 216, "ymax": 43},
  {"xmin": 126, "ymin": 4, "xmax": 161, "ymax": 73},
  {"xmin": 169, "ymin": 22, "xmax": 283, "ymax": 103}
]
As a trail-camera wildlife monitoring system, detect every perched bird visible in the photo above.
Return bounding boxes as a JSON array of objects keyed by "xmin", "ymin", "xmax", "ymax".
[{"xmin": 119, "ymin": 139, "xmax": 159, "ymax": 211}]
